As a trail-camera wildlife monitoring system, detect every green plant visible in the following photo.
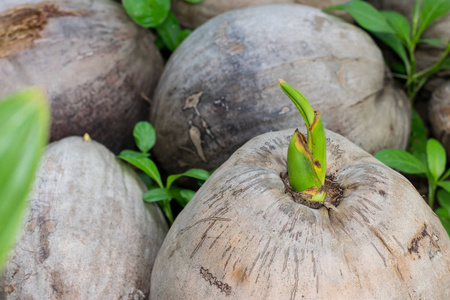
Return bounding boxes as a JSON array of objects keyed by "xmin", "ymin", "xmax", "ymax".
[
  {"xmin": 123, "ymin": 0, "xmax": 200, "ymax": 52},
  {"xmin": 118, "ymin": 121, "xmax": 210, "ymax": 224},
  {"xmin": 0, "ymin": 88, "xmax": 50, "ymax": 270},
  {"xmin": 325, "ymin": 0, "xmax": 450, "ymax": 102},
  {"xmin": 279, "ymin": 79, "xmax": 327, "ymax": 202}
]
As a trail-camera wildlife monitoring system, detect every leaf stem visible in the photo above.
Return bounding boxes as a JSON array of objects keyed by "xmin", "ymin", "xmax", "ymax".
[{"xmin": 428, "ymin": 179, "xmax": 436, "ymax": 208}]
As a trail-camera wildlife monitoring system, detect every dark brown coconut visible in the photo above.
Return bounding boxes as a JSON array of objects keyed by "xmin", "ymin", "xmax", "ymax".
[
  {"xmin": 0, "ymin": 136, "xmax": 168, "ymax": 299},
  {"xmin": 429, "ymin": 81, "xmax": 450, "ymax": 154},
  {"xmin": 171, "ymin": 0, "xmax": 352, "ymax": 29},
  {"xmin": 150, "ymin": 4, "xmax": 411, "ymax": 174},
  {"xmin": 0, "ymin": 0, "xmax": 163, "ymax": 153},
  {"xmin": 151, "ymin": 128, "xmax": 450, "ymax": 299}
]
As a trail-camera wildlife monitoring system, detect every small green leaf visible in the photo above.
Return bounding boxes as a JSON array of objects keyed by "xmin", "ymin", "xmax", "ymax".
[
  {"xmin": 133, "ymin": 121, "xmax": 155, "ymax": 153},
  {"xmin": 118, "ymin": 150, "xmax": 150, "ymax": 159},
  {"xmin": 427, "ymin": 138, "xmax": 446, "ymax": 181},
  {"xmin": 123, "ymin": 0, "xmax": 170, "ymax": 28},
  {"xmin": 420, "ymin": 39, "xmax": 444, "ymax": 46},
  {"xmin": 412, "ymin": 0, "xmax": 420, "ymax": 37},
  {"xmin": 373, "ymin": 32, "xmax": 409, "ymax": 68},
  {"xmin": 278, "ymin": 80, "xmax": 315, "ymax": 126},
  {"xmin": 0, "ymin": 88, "xmax": 50, "ymax": 269},
  {"xmin": 118, "ymin": 156, "xmax": 163, "ymax": 187},
  {"xmin": 325, "ymin": 0, "xmax": 395, "ymax": 34},
  {"xmin": 437, "ymin": 189, "xmax": 450, "ymax": 210},
  {"xmin": 438, "ymin": 181, "xmax": 450, "ymax": 194},
  {"xmin": 417, "ymin": 0, "xmax": 450, "ymax": 38},
  {"xmin": 177, "ymin": 29, "xmax": 192, "ymax": 46},
  {"xmin": 381, "ymin": 11, "xmax": 411, "ymax": 45},
  {"xmin": 408, "ymin": 110, "xmax": 427, "ymax": 166},
  {"xmin": 184, "ymin": 0, "xmax": 202, "ymax": 3},
  {"xmin": 169, "ymin": 187, "xmax": 196, "ymax": 207},
  {"xmin": 143, "ymin": 188, "xmax": 171, "ymax": 202},
  {"xmin": 166, "ymin": 168, "xmax": 210, "ymax": 190},
  {"xmin": 375, "ymin": 149, "xmax": 427, "ymax": 174},
  {"xmin": 156, "ymin": 12, "xmax": 181, "ymax": 51}
]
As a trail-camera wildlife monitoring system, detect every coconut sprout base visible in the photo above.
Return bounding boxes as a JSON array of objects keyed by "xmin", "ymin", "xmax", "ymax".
[{"xmin": 281, "ymin": 172, "xmax": 343, "ymax": 209}]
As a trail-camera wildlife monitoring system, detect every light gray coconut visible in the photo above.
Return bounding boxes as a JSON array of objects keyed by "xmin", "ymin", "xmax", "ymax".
[
  {"xmin": 151, "ymin": 128, "xmax": 450, "ymax": 299},
  {"xmin": 0, "ymin": 0, "xmax": 163, "ymax": 153},
  {"xmin": 0, "ymin": 137, "xmax": 168, "ymax": 299},
  {"xmin": 150, "ymin": 4, "xmax": 411, "ymax": 174},
  {"xmin": 429, "ymin": 81, "xmax": 450, "ymax": 154}
]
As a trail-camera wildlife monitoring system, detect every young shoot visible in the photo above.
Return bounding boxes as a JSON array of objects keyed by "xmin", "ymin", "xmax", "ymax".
[{"xmin": 279, "ymin": 79, "xmax": 327, "ymax": 202}]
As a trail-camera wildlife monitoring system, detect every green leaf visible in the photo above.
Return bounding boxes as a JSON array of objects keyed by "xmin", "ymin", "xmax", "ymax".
[
  {"xmin": 437, "ymin": 189, "xmax": 450, "ymax": 210},
  {"xmin": 278, "ymin": 80, "xmax": 314, "ymax": 126},
  {"xmin": 169, "ymin": 187, "xmax": 195, "ymax": 207},
  {"xmin": 133, "ymin": 121, "xmax": 155, "ymax": 153},
  {"xmin": 123, "ymin": 0, "xmax": 170, "ymax": 28},
  {"xmin": 143, "ymin": 188, "xmax": 171, "ymax": 202},
  {"xmin": 427, "ymin": 138, "xmax": 446, "ymax": 181},
  {"xmin": 417, "ymin": 0, "xmax": 450, "ymax": 38},
  {"xmin": 408, "ymin": 110, "xmax": 428, "ymax": 166},
  {"xmin": 442, "ymin": 57, "xmax": 450, "ymax": 70},
  {"xmin": 156, "ymin": 12, "xmax": 181, "ymax": 51},
  {"xmin": 184, "ymin": 0, "xmax": 202, "ymax": 3},
  {"xmin": 412, "ymin": 0, "xmax": 420, "ymax": 37},
  {"xmin": 438, "ymin": 181, "xmax": 450, "ymax": 194},
  {"xmin": 118, "ymin": 149, "xmax": 150, "ymax": 159},
  {"xmin": 375, "ymin": 149, "xmax": 427, "ymax": 174},
  {"xmin": 420, "ymin": 39, "xmax": 444, "ymax": 46},
  {"xmin": 0, "ymin": 88, "xmax": 50, "ymax": 270},
  {"xmin": 325, "ymin": 0, "xmax": 395, "ymax": 34},
  {"xmin": 373, "ymin": 32, "xmax": 409, "ymax": 68},
  {"xmin": 166, "ymin": 168, "xmax": 210, "ymax": 190},
  {"xmin": 381, "ymin": 11, "xmax": 411, "ymax": 45},
  {"xmin": 177, "ymin": 29, "xmax": 192, "ymax": 46},
  {"xmin": 436, "ymin": 208, "xmax": 450, "ymax": 236},
  {"xmin": 118, "ymin": 156, "xmax": 163, "ymax": 187}
]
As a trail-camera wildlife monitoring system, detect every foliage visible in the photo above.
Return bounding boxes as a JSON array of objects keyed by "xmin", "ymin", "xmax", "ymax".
[
  {"xmin": 279, "ymin": 80, "xmax": 327, "ymax": 202},
  {"xmin": 0, "ymin": 88, "xmax": 50, "ymax": 271},
  {"xmin": 123, "ymin": 0, "xmax": 199, "ymax": 52},
  {"xmin": 325, "ymin": 0, "xmax": 450, "ymax": 102},
  {"xmin": 118, "ymin": 121, "xmax": 210, "ymax": 224}
]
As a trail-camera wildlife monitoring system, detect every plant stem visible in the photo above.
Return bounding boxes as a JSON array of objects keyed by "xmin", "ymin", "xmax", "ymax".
[{"xmin": 428, "ymin": 179, "xmax": 437, "ymax": 208}]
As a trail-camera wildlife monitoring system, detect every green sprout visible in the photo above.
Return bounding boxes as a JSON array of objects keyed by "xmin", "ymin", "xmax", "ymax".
[{"xmin": 279, "ymin": 79, "xmax": 327, "ymax": 202}]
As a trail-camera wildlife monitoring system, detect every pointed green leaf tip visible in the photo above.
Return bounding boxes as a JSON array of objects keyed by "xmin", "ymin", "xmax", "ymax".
[{"xmin": 279, "ymin": 79, "xmax": 327, "ymax": 202}]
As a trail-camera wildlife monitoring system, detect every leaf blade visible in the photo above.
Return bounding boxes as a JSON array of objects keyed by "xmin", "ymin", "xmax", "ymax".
[
  {"xmin": 427, "ymin": 138, "xmax": 446, "ymax": 181},
  {"xmin": 118, "ymin": 156, "xmax": 163, "ymax": 187},
  {"xmin": 375, "ymin": 149, "xmax": 427, "ymax": 174},
  {"xmin": 133, "ymin": 121, "xmax": 155, "ymax": 153},
  {"xmin": 123, "ymin": 0, "xmax": 170, "ymax": 28}
]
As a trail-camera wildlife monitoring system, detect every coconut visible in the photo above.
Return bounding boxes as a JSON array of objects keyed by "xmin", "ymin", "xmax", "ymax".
[
  {"xmin": 171, "ymin": 0, "xmax": 352, "ymax": 29},
  {"xmin": 0, "ymin": 137, "xmax": 168, "ymax": 299},
  {"xmin": 0, "ymin": 0, "xmax": 163, "ymax": 153},
  {"xmin": 429, "ymin": 81, "xmax": 450, "ymax": 154},
  {"xmin": 150, "ymin": 4, "xmax": 411, "ymax": 174},
  {"xmin": 151, "ymin": 128, "xmax": 450, "ymax": 299}
]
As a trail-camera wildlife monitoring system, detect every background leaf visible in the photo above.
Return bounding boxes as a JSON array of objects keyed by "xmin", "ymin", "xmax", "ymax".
[
  {"xmin": 118, "ymin": 156, "xmax": 163, "ymax": 187},
  {"xmin": 375, "ymin": 149, "xmax": 427, "ymax": 174},
  {"xmin": 156, "ymin": 12, "xmax": 181, "ymax": 51},
  {"xmin": 177, "ymin": 29, "xmax": 192, "ymax": 45},
  {"xmin": 169, "ymin": 187, "xmax": 195, "ymax": 207},
  {"xmin": 123, "ymin": 0, "xmax": 170, "ymax": 28},
  {"xmin": 427, "ymin": 138, "xmax": 446, "ymax": 181},
  {"xmin": 133, "ymin": 121, "xmax": 155, "ymax": 153},
  {"xmin": 437, "ymin": 189, "xmax": 450, "ymax": 210},
  {"xmin": 184, "ymin": 0, "xmax": 202, "ymax": 3},
  {"xmin": 418, "ymin": 0, "xmax": 450, "ymax": 37},
  {"xmin": 0, "ymin": 88, "xmax": 50, "ymax": 269},
  {"xmin": 166, "ymin": 168, "xmax": 210, "ymax": 189},
  {"xmin": 438, "ymin": 181, "xmax": 450, "ymax": 193},
  {"xmin": 143, "ymin": 188, "xmax": 171, "ymax": 202},
  {"xmin": 118, "ymin": 149, "xmax": 150, "ymax": 159},
  {"xmin": 409, "ymin": 110, "xmax": 428, "ymax": 166},
  {"xmin": 420, "ymin": 39, "xmax": 444, "ymax": 46},
  {"xmin": 373, "ymin": 32, "xmax": 409, "ymax": 67},
  {"xmin": 381, "ymin": 10, "xmax": 411, "ymax": 45}
]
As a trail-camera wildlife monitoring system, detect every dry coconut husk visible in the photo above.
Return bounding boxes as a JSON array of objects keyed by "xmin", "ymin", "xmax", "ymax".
[
  {"xmin": 151, "ymin": 128, "xmax": 450, "ymax": 299},
  {"xmin": 171, "ymin": 0, "xmax": 352, "ymax": 29},
  {"xmin": 150, "ymin": 4, "xmax": 411, "ymax": 174},
  {"xmin": 429, "ymin": 81, "xmax": 450, "ymax": 154},
  {"xmin": 0, "ymin": 0, "xmax": 163, "ymax": 153},
  {"xmin": 0, "ymin": 137, "xmax": 168, "ymax": 299}
]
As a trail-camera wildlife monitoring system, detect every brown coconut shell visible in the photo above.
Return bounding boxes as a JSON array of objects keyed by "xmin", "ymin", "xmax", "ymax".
[
  {"xmin": 0, "ymin": 0, "xmax": 163, "ymax": 153},
  {"xmin": 171, "ymin": 0, "xmax": 352, "ymax": 29},
  {"xmin": 150, "ymin": 4, "xmax": 411, "ymax": 174},
  {"xmin": 429, "ymin": 81, "xmax": 450, "ymax": 154},
  {"xmin": 0, "ymin": 137, "xmax": 168, "ymax": 299},
  {"xmin": 151, "ymin": 128, "xmax": 450, "ymax": 299}
]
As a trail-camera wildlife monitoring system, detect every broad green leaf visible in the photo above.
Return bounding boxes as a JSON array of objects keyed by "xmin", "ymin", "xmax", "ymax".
[
  {"xmin": 177, "ymin": 29, "xmax": 192, "ymax": 46},
  {"xmin": 118, "ymin": 149, "xmax": 150, "ymax": 159},
  {"xmin": 417, "ymin": 0, "xmax": 450, "ymax": 38},
  {"xmin": 184, "ymin": 0, "xmax": 202, "ymax": 3},
  {"xmin": 169, "ymin": 187, "xmax": 195, "ymax": 207},
  {"xmin": 166, "ymin": 168, "xmax": 210, "ymax": 189},
  {"xmin": 436, "ymin": 207, "xmax": 450, "ymax": 235},
  {"xmin": 118, "ymin": 156, "xmax": 163, "ymax": 187},
  {"xmin": 373, "ymin": 32, "xmax": 409, "ymax": 68},
  {"xmin": 437, "ymin": 189, "xmax": 450, "ymax": 210},
  {"xmin": 156, "ymin": 12, "xmax": 181, "ymax": 51},
  {"xmin": 133, "ymin": 121, "xmax": 155, "ymax": 153},
  {"xmin": 375, "ymin": 149, "xmax": 426, "ymax": 174},
  {"xmin": 381, "ymin": 11, "xmax": 411, "ymax": 45},
  {"xmin": 0, "ymin": 88, "xmax": 50, "ymax": 269},
  {"xmin": 420, "ymin": 39, "xmax": 444, "ymax": 46},
  {"xmin": 408, "ymin": 110, "xmax": 427, "ymax": 167},
  {"xmin": 438, "ymin": 181, "xmax": 450, "ymax": 194},
  {"xmin": 123, "ymin": 0, "xmax": 170, "ymax": 28},
  {"xmin": 427, "ymin": 138, "xmax": 446, "ymax": 181},
  {"xmin": 325, "ymin": 0, "xmax": 395, "ymax": 34},
  {"xmin": 143, "ymin": 188, "xmax": 171, "ymax": 202}
]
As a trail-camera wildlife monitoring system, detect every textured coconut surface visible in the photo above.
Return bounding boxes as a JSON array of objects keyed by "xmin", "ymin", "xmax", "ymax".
[
  {"xmin": 151, "ymin": 4, "xmax": 411, "ymax": 174},
  {"xmin": 0, "ymin": 0, "xmax": 163, "ymax": 153},
  {"xmin": 429, "ymin": 81, "xmax": 450, "ymax": 154},
  {"xmin": 0, "ymin": 137, "xmax": 168, "ymax": 299},
  {"xmin": 151, "ymin": 129, "xmax": 450, "ymax": 299}
]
